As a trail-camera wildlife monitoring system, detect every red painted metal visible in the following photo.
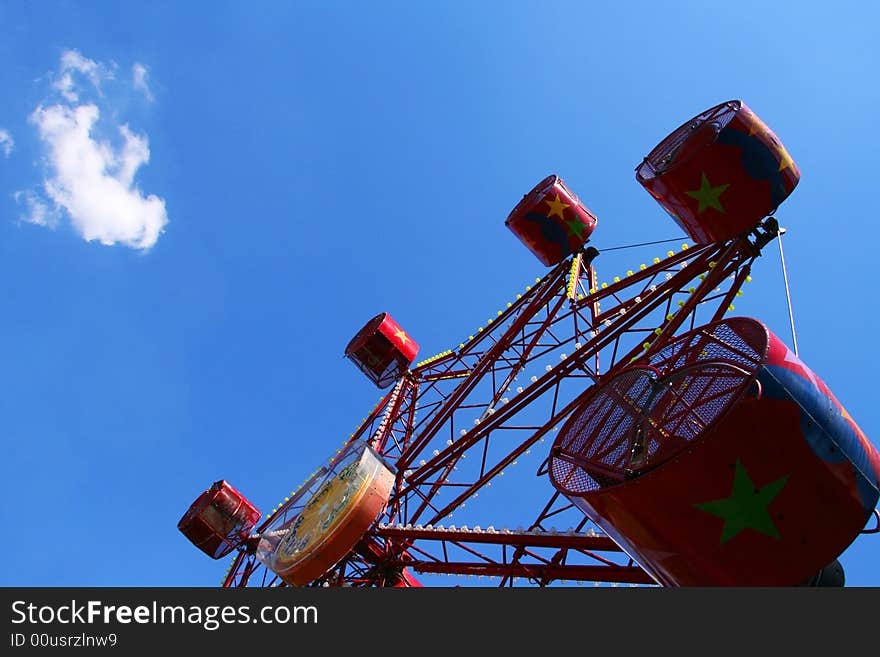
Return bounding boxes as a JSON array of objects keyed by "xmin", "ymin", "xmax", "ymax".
[
  {"xmin": 637, "ymin": 100, "xmax": 799, "ymax": 244},
  {"xmin": 178, "ymin": 480, "xmax": 261, "ymax": 559},
  {"xmin": 397, "ymin": 263, "xmax": 572, "ymax": 474},
  {"xmin": 408, "ymin": 561, "xmax": 653, "ymax": 583},
  {"xmin": 392, "ymin": 570, "xmax": 423, "ymax": 587},
  {"xmin": 550, "ymin": 318, "xmax": 880, "ymax": 585},
  {"xmin": 506, "ymin": 174, "xmax": 598, "ymax": 266},
  {"xmin": 376, "ymin": 525, "xmax": 622, "ymax": 551},
  {"xmin": 374, "ymin": 525, "xmax": 651, "ymax": 584},
  {"xmin": 345, "ymin": 312, "xmax": 419, "ymax": 388}
]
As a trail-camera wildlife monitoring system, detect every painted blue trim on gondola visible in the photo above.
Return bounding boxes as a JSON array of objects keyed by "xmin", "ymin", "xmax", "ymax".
[
  {"xmin": 759, "ymin": 365, "xmax": 879, "ymax": 516},
  {"xmin": 716, "ymin": 128, "xmax": 789, "ymax": 208}
]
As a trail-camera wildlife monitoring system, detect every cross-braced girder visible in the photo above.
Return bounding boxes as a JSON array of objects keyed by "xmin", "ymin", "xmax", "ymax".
[{"xmin": 224, "ymin": 225, "xmax": 777, "ymax": 587}]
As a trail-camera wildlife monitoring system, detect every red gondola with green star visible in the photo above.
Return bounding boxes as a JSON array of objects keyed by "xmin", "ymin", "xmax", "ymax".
[
  {"xmin": 505, "ymin": 174, "xmax": 598, "ymax": 266},
  {"xmin": 548, "ymin": 317, "xmax": 880, "ymax": 585},
  {"xmin": 636, "ymin": 100, "xmax": 799, "ymax": 244},
  {"xmin": 178, "ymin": 100, "xmax": 879, "ymax": 587}
]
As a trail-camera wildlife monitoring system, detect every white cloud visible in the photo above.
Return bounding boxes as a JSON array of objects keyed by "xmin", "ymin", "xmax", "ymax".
[
  {"xmin": 18, "ymin": 51, "xmax": 167, "ymax": 250},
  {"xmin": 29, "ymin": 103, "xmax": 167, "ymax": 249},
  {"xmin": 132, "ymin": 63, "xmax": 153, "ymax": 102},
  {"xmin": 0, "ymin": 128, "xmax": 13, "ymax": 157},
  {"xmin": 52, "ymin": 49, "xmax": 114, "ymax": 102},
  {"xmin": 14, "ymin": 190, "xmax": 59, "ymax": 227}
]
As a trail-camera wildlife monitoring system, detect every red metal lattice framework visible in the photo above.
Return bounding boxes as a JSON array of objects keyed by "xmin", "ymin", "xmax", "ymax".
[{"xmin": 221, "ymin": 219, "xmax": 782, "ymax": 587}]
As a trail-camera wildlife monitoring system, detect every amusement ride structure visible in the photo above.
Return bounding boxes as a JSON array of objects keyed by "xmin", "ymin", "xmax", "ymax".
[{"xmin": 178, "ymin": 100, "xmax": 880, "ymax": 587}]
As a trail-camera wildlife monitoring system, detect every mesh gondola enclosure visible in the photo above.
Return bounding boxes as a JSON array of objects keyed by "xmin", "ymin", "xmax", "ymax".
[
  {"xmin": 636, "ymin": 102, "xmax": 739, "ymax": 181},
  {"xmin": 550, "ymin": 318, "xmax": 768, "ymax": 495}
]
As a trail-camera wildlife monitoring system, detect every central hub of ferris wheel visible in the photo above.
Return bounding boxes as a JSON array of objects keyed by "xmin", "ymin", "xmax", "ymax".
[{"xmin": 178, "ymin": 100, "xmax": 880, "ymax": 587}]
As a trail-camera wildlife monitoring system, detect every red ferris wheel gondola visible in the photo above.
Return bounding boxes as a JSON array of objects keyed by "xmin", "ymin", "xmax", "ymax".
[
  {"xmin": 548, "ymin": 317, "xmax": 880, "ymax": 585},
  {"xmin": 178, "ymin": 480, "xmax": 261, "ymax": 559},
  {"xmin": 344, "ymin": 312, "xmax": 419, "ymax": 389},
  {"xmin": 636, "ymin": 100, "xmax": 800, "ymax": 244}
]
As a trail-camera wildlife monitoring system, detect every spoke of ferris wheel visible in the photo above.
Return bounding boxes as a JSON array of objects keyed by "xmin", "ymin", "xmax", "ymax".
[{"xmin": 386, "ymin": 239, "xmax": 753, "ymax": 526}]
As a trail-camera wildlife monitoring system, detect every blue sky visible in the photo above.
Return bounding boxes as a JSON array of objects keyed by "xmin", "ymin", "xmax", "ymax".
[{"xmin": 1, "ymin": 1, "xmax": 877, "ymax": 586}]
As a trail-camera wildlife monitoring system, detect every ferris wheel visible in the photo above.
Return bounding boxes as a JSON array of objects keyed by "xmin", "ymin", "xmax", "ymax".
[{"xmin": 178, "ymin": 100, "xmax": 880, "ymax": 587}]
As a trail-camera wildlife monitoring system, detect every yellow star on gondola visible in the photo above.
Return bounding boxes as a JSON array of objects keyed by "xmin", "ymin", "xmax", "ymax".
[
  {"xmin": 685, "ymin": 173, "xmax": 729, "ymax": 214},
  {"xmin": 545, "ymin": 194, "xmax": 570, "ymax": 220},
  {"xmin": 394, "ymin": 329, "xmax": 409, "ymax": 344},
  {"xmin": 747, "ymin": 117, "xmax": 766, "ymax": 137},
  {"xmin": 777, "ymin": 145, "xmax": 794, "ymax": 172}
]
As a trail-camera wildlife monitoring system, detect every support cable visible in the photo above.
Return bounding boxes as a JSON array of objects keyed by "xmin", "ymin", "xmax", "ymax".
[
  {"xmin": 600, "ymin": 237, "xmax": 684, "ymax": 252},
  {"xmin": 777, "ymin": 226, "xmax": 799, "ymax": 356}
]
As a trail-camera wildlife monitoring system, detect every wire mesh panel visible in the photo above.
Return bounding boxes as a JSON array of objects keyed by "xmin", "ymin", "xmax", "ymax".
[{"xmin": 551, "ymin": 318, "xmax": 766, "ymax": 494}]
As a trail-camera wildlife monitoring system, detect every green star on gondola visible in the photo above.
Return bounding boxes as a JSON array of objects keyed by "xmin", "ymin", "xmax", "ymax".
[
  {"xmin": 685, "ymin": 173, "xmax": 729, "ymax": 213},
  {"xmin": 694, "ymin": 460, "xmax": 788, "ymax": 544},
  {"xmin": 565, "ymin": 217, "xmax": 586, "ymax": 239}
]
